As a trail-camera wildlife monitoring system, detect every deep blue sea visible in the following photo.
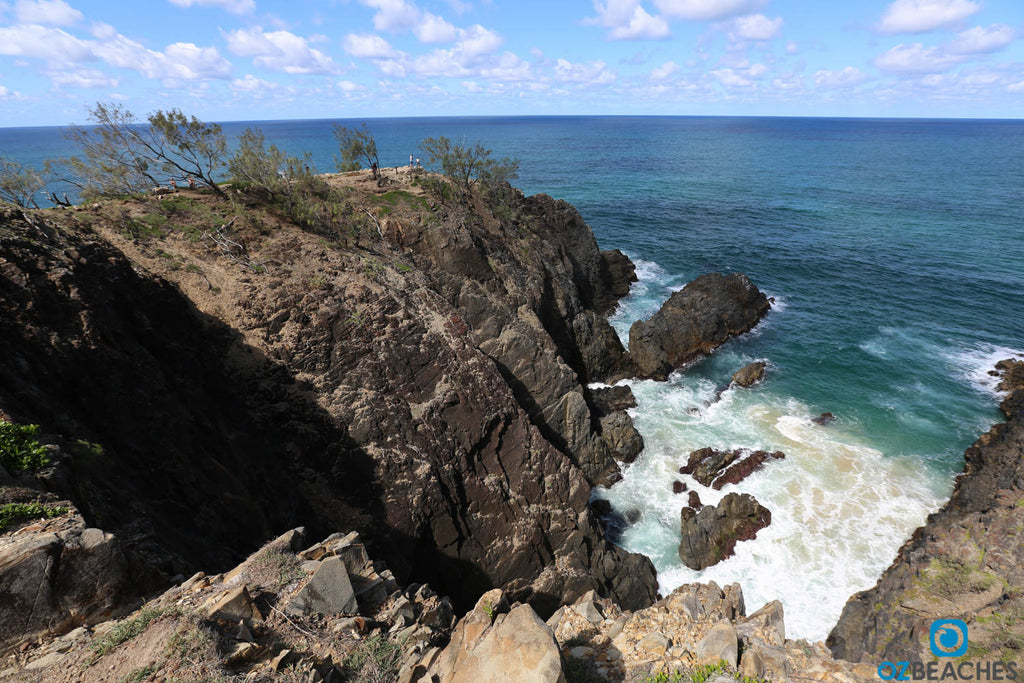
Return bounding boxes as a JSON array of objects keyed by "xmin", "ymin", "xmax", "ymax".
[{"xmin": 3, "ymin": 116, "xmax": 1023, "ymax": 639}]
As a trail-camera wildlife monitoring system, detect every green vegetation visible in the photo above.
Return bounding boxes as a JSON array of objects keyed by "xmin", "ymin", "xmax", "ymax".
[
  {"xmin": 418, "ymin": 136, "xmax": 520, "ymax": 193},
  {"xmin": 0, "ymin": 421, "xmax": 50, "ymax": 471},
  {"xmin": 644, "ymin": 661, "xmax": 769, "ymax": 683},
  {"xmin": 228, "ymin": 127, "xmax": 289, "ymax": 190},
  {"xmin": 64, "ymin": 102, "xmax": 227, "ymax": 199},
  {"xmin": 0, "ymin": 156, "xmax": 47, "ymax": 208},
  {"xmin": 0, "ymin": 502, "xmax": 70, "ymax": 531},
  {"xmin": 250, "ymin": 545, "xmax": 305, "ymax": 589},
  {"xmin": 333, "ymin": 123, "xmax": 379, "ymax": 173},
  {"xmin": 92, "ymin": 607, "xmax": 171, "ymax": 660},
  {"xmin": 921, "ymin": 558, "xmax": 996, "ymax": 598},
  {"xmin": 340, "ymin": 635, "xmax": 403, "ymax": 683}
]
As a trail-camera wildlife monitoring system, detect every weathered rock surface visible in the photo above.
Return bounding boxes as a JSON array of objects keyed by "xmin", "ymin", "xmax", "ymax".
[
  {"xmin": 731, "ymin": 360, "xmax": 767, "ymax": 388},
  {"xmin": 679, "ymin": 493, "xmax": 772, "ymax": 570},
  {"xmin": 425, "ymin": 591, "xmax": 565, "ymax": 683},
  {"xmin": 0, "ymin": 178, "xmax": 657, "ymax": 629},
  {"xmin": 828, "ymin": 360, "xmax": 1024, "ymax": 664},
  {"xmin": 547, "ymin": 581, "xmax": 875, "ymax": 682},
  {"xmin": 679, "ymin": 447, "xmax": 785, "ymax": 489},
  {"xmin": 628, "ymin": 272, "xmax": 771, "ymax": 380},
  {"xmin": 0, "ymin": 510, "xmax": 135, "ymax": 654}
]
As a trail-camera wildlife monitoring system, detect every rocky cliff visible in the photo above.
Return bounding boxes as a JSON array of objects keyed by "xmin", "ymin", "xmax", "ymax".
[
  {"xmin": 0, "ymin": 170, "xmax": 657, "ymax": 652},
  {"xmin": 828, "ymin": 359, "xmax": 1024, "ymax": 664}
]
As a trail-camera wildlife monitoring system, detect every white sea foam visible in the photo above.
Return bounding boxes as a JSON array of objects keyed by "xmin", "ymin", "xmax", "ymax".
[
  {"xmin": 941, "ymin": 343, "xmax": 1024, "ymax": 397},
  {"xmin": 595, "ymin": 378, "xmax": 951, "ymax": 642}
]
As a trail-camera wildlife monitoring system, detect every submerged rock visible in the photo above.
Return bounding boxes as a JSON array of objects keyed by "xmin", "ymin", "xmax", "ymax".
[
  {"xmin": 812, "ymin": 412, "xmax": 836, "ymax": 426},
  {"xmin": 711, "ymin": 450, "xmax": 785, "ymax": 490},
  {"xmin": 678, "ymin": 493, "xmax": 772, "ymax": 571},
  {"xmin": 628, "ymin": 272, "xmax": 770, "ymax": 381}
]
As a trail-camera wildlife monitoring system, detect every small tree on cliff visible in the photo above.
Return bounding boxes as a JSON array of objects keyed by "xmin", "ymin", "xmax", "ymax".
[
  {"xmin": 333, "ymin": 123, "xmax": 379, "ymax": 173},
  {"xmin": 228, "ymin": 127, "xmax": 289, "ymax": 189},
  {"xmin": 0, "ymin": 157, "xmax": 47, "ymax": 208},
  {"xmin": 65, "ymin": 102, "xmax": 227, "ymax": 198},
  {"xmin": 418, "ymin": 136, "xmax": 519, "ymax": 194}
]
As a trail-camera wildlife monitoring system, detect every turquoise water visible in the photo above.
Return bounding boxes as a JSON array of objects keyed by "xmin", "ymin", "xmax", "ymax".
[{"xmin": 4, "ymin": 116, "xmax": 1023, "ymax": 639}]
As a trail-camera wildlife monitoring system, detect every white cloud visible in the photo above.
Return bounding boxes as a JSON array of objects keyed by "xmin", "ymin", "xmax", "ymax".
[
  {"xmin": 948, "ymin": 24, "xmax": 1015, "ymax": 54},
  {"xmin": 14, "ymin": 0, "xmax": 81, "ymax": 26},
  {"xmin": 479, "ymin": 51, "xmax": 532, "ymax": 80},
  {"xmin": 224, "ymin": 27, "xmax": 338, "ymax": 74},
  {"xmin": 167, "ymin": 0, "xmax": 255, "ymax": 14},
  {"xmin": 94, "ymin": 35, "xmax": 232, "ymax": 82},
  {"xmin": 553, "ymin": 58, "xmax": 615, "ymax": 85},
  {"xmin": 1008, "ymin": 80, "xmax": 1024, "ymax": 93},
  {"xmin": 785, "ymin": 40, "xmax": 798, "ymax": 54},
  {"xmin": 814, "ymin": 66, "xmax": 867, "ymax": 88},
  {"xmin": 360, "ymin": 0, "xmax": 420, "ymax": 32},
  {"xmin": 650, "ymin": 60, "xmax": 679, "ymax": 80},
  {"xmin": 46, "ymin": 67, "xmax": 118, "ymax": 88},
  {"xmin": 337, "ymin": 80, "xmax": 363, "ymax": 91},
  {"xmin": 0, "ymin": 23, "xmax": 92, "ymax": 61},
  {"xmin": 653, "ymin": 0, "xmax": 765, "ymax": 21},
  {"xmin": 712, "ymin": 67, "xmax": 751, "ymax": 86},
  {"xmin": 588, "ymin": 0, "xmax": 670, "ymax": 40},
  {"xmin": 731, "ymin": 13, "xmax": 782, "ymax": 41},
  {"xmin": 456, "ymin": 24, "xmax": 502, "ymax": 57},
  {"xmin": 231, "ymin": 74, "xmax": 278, "ymax": 91},
  {"xmin": 874, "ymin": 42, "xmax": 965, "ymax": 74},
  {"xmin": 877, "ymin": 0, "xmax": 979, "ymax": 34},
  {"xmin": 343, "ymin": 33, "xmax": 398, "ymax": 58},
  {"xmin": 414, "ymin": 12, "xmax": 458, "ymax": 43}
]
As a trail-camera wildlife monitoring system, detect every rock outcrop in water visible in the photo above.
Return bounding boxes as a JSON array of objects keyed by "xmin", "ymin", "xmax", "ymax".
[
  {"xmin": 828, "ymin": 359, "xmax": 1024, "ymax": 664},
  {"xmin": 0, "ymin": 172, "xmax": 658, "ymax": 652},
  {"xmin": 678, "ymin": 493, "xmax": 772, "ymax": 571},
  {"xmin": 628, "ymin": 272, "xmax": 771, "ymax": 380}
]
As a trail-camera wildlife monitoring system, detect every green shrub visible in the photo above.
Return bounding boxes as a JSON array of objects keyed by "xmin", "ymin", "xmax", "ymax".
[
  {"xmin": 0, "ymin": 421, "xmax": 50, "ymax": 471},
  {"xmin": 0, "ymin": 502, "xmax": 69, "ymax": 531}
]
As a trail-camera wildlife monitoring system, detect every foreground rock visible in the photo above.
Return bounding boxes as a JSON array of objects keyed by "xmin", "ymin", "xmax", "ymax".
[
  {"xmin": 0, "ymin": 508, "xmax": 137, "ymax": 653},
  {"xmin": 679, "ymin": 493, "xmax": 772, "ymax": 570},
  {"xmin": 628, "ymin": 273, "xmax": 771, "ymax": 380},
  {"xmin": 547, "ymin": 581, "xmax": 875, "ymax": 682},
  {"xmin": 425, "ymin": 590, "xmax": 565, "ymax": 683},
  {"xmin": 829, "ymin": 360, "xmax": 1024, "ymax": 664}
]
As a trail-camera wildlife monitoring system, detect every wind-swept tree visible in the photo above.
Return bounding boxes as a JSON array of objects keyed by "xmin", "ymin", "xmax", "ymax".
[
  {"xmin": 0, "ymin": 157, "xmax": 47, "ymax": 208},
  {"xmin": 64, "ymin": 102, "xmax": 227, "ymax": 198},
  {"xmin": 418, "ymin": 136, "xmax": 519, "ymax": 193},
  {"xmin": 228, "ymin": 127, "xmax": 288, "ymax": 189},
  {"xmin": 333, "ymin": 123, "xmax": 379, "ymax": 174}
]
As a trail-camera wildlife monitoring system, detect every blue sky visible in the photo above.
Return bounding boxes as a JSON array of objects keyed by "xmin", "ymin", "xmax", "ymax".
[{"xmin": 0, "ymin": 0, "xmax": 1022, "ymax": 126}]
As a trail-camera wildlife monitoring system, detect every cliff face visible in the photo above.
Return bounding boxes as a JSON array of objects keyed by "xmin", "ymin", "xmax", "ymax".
[
  {"xmin": 0, "ymin": 172, "xmax": 656, "ymax": 634},
  {"xmin": 828, "ymin": 361, "xmax": 1024, "ymax": 663}
]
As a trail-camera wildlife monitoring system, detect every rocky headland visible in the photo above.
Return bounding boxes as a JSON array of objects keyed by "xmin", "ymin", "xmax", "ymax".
[{"xmin": 2, "ymin": 166, "xmax": 1022, "ymax": 681}]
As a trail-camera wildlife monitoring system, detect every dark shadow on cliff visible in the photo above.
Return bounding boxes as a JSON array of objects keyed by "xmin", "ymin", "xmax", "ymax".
[{"xmin": 0, "ymin": 211, "xmax": 492, "ymax": 612}]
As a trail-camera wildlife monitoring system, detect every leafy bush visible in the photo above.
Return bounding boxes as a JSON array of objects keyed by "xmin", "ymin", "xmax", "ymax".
[
  {"xmin": 418, "ymin": 136, "xmax": 519, "ymax": 193},
  {"xmin": 0, "ymin": 502, "xmax": 69, "ymax": 532},
  {"xmin": 333, "ymin": 123, "xmax": 379, "ymax": 173},
  {"xmin": 0, "ymin": 156, "xmax": 47, "ymax": 208},
  {"xmin": 0, "ymin": 421, "xmax": 50, "ymax": 471}
]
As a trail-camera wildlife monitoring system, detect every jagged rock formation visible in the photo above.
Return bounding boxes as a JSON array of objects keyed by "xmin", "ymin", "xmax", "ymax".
[
  {"xmin": 828, "ymin": 359, "xmax": 1024, "ymax": 664},
  {"xmin": 628, "ymin": 272, "xmax": 771, "ymax": 380},
  {"xmin": 0, "ymin": 175, "xmax": 657, "ymax": 637},
  {"xmin": 679, "ymin": 493, "xmax": 772, "ymax": 571},
  {"xmin": 547, "ymin": 581, "xmax": 876, "ymax": 681},
  {"xmin": 679, "ymin": 447, "xmax": 785, "ymax": 490}
]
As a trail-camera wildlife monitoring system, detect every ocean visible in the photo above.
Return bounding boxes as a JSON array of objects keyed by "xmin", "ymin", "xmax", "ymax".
[{"xmin": 3, "ymin": 115, "xmax": 1022, "ymax": 640}]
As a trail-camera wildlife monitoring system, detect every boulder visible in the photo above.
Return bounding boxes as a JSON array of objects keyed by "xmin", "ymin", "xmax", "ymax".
[
  {"xmin": 285, "ymin": 556, "xmax": 358, "ymax": 616},
  {"xmin": 679, "ymin": 493, "xmax": 772, "ymax": 570},
  {"xmin": 628, "ymin": 273, "xmax": 770, "ymax": 380},
  {"xmin": 995, "ymin": 358, "xmax": 1024, "ymax": 393},
  {"xmin": 0, "ymin": 513, "xmax": 134, "ymax": 654},
  {"xmin": 672, "ymin": 480, "xmax": 686, "ymax": 494},
  {"xmin": 731, "ymin": 361, "xmax": 767, "ymax": 388},
  {"xmin": 695, "ymin": 621, "xmax": 739, "ymax": 666},
  {"xmin": 426, "ymin": 592, "xmax": 565, "ymax": 683},
  {"xmin": 202, "ymin": 586, "xmax": 262, "ymax": 623}
]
